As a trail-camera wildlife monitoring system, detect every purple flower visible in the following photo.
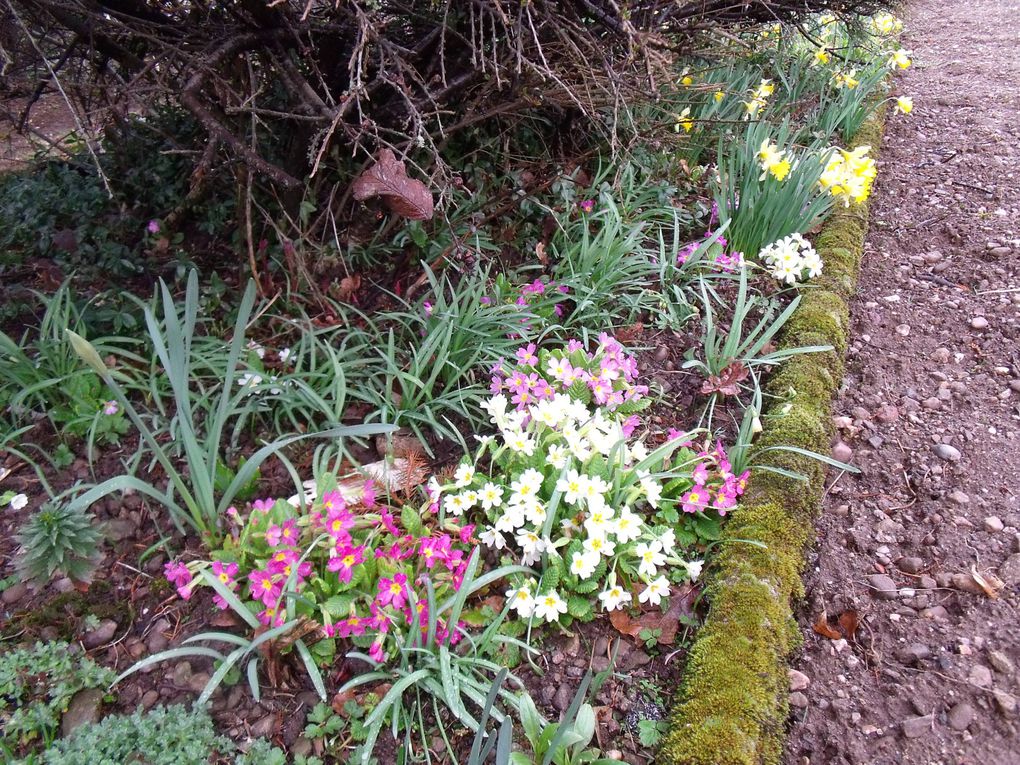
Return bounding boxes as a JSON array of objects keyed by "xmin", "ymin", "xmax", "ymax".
[
  {"xmin": 147, "ymin": 219, "xmax": 161, "ymax": 234},
  {"xmin": 579, "ymin": 199, "xmax": 595, "ymax": 213},
  {"xmin": 102, "ymin": 400, "xmax": 119, "ymax": 416}
]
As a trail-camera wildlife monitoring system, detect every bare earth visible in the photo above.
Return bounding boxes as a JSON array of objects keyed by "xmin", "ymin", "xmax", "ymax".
[{"xmin": 783, "ymin": 0, "xmax": 1020, "ymax": 763}]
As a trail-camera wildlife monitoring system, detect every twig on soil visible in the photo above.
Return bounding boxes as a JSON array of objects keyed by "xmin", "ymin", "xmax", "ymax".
[
  {"xmin": 950, "ymin": 179, "xmax": 994, "ymax": 195},
  {"xmin": 976, "ymin": 286, "xmax": 1020, "ymax": 295}
]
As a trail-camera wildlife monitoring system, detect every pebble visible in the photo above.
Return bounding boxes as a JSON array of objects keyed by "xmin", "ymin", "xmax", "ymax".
[
  {"xmin": 984, "ymin": 516, "xmax": 1005, "ymax": 533},
  {"xmin": 947, "ymin": 702, "xmax": 975, "ymax": 731},
  {"xmin": 788, "ymin": 669, "xmax": 811, "ymax": 691},
  {"xmin": 140, "ymin": 690, "xmax": 160, "ymax": 709},
  {"xmin": 993, "ymin": 689, "xmax": 1017, "ymax": 718},
  {"xmin": 952, "ymin": 572, "xmax": 986, "ymax": 595},
  {"xmin": 901, "ymin": 714, "xmax": 933, "ymax": 739},
  {"xmin": 61, "ymin": 689, "xmax": 104, "ymax": 736},
  {"xmin": 895, "ymin": 324, "xmax": 910, "ymax": 336},
  {"xmin": 789, "ymin": 692, "xmax": 809, "ymax": 709},
  {"xmin": 897, "ymin": 557, "xmax": 924, "ymax": 574},
  {"xmin": 867, "ymin": 574, "xmax": 899, "ymax": 600},
  {"xmin": 933, "ymin": 443, "xmax": 962, "ymax": 462},
  {"xmin": 971, "ymin": 316, "xmax": 989, "ymax": 330},
  {"xmin": 948, "ymin": 490, "xmax": 970, "ymax": 506},
  {"xmin": 1, "ymin": 582, "xmax": 28, "ymax": 605},
  {"xmin": 553, "ymin": 685, "xmax": 573, "ymax": 713},
  {"xmin": 832, "ymin": 441, "xmax": 853, "ymax": 463},
  {"xmin": 999, "ymin": 554, "xmax": 1020, "ymax": 586},
  {"xmin": 82, "ymin": 619, "xmax": 118, "ymax": 649},
  {"xmin": 989, "ymin": 650, "xmax": 1015, "ymax": 675},
  {"xmin": 895, "ymin": 644, "xmax": 931, "ymax": 665},
  {"xmin": 969, "ymin": 664, "xmax": 993, "ymax": 688},
  {"xmin": 921, "ymin": 606, "xmax": 949, "ymax": 620}
]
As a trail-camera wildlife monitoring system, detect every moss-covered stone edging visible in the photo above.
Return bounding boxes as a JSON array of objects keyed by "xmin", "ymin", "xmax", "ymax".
[{"xmin": 658, "ymin": 108, "xmax": 888, "ymax": 765}]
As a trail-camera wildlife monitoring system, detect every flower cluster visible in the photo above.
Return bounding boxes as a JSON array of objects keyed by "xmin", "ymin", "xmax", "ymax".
[
  {"xmin": 164, "ymin": 480, "xmax": 475, "ymax": 664},
  {"xmin": 819, "ymin": 145, "xmax": 877, "ymax": 206},
  {"xmin": 888, "ymin": 49, "xmax": 912, "ymax": 70},
  {"xmin": 759, "ymin": 233, "xmax": 823, "ymax": 285},
  {"xmin": 871, "ymin": 12, "xmax": 903, "ymax": 36},
  {"xmin": 489, "ymin": 334, "xmax": 649, "ymax": 425},
  {"xmin": 434, "ymin": 338, "xmax": 745, "ymax": 625},
  {"xmin": 832, "ymin": 69, "xmax": 860, "ymax": 90},
  {"xmin": 677, "ymin": 233, "xmax": 743, "ymax": 273},
  {"xmin": 743, "ymin": 79, "xmax": 775, "ymax": 119},
  {"xmin": 758, "ymin": 139, "xmax": 791, "ymax": 182}
]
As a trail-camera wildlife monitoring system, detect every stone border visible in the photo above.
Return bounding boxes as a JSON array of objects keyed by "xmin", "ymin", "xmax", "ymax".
[{"xmin": 658, "ymin": 109, "xmax": 888, "ymax": 765}]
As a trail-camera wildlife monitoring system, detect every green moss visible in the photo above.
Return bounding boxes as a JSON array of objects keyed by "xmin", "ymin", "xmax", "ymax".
[{"xmin": 659, "ymin": 108, "xmax": 888, "ymax": 765}]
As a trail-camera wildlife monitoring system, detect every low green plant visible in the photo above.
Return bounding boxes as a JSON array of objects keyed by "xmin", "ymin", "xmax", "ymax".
[
  {"xmin": 0, "ymin": 641, "xmax": 116, "ymax": 759},
  {"xmin": 636, "ymin": 718, "xmax": 669, "ymax": 748},
  {"xmin": 40, "ymin": 703, "xmax": 289, "ymax": 765},
  {"xmin": 67, "ymin": 270, "xmax": 393, "ymax": 541},
  {"xmin": 16, "ymin": 502, "xmax": 104, "ymax": 585}
]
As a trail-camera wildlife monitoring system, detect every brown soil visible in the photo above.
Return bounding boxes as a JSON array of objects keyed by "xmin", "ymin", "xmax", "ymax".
[{"xmin": 783, "ymin": 1, "xmax": 1020, "ymax": 763}]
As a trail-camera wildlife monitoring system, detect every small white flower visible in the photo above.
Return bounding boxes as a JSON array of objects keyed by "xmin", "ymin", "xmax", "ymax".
[
  {"xmin": 507, "ymin": 583, "xmax": 535, "ymax": 617},
  {"xmin": 247, "ymin": 341, "xmax": 266, "ymax": 359},
  {"xmin": 556, "ymin": 469, "xmax": 585, "ymax": 505},
  {"xmin": 546, "ymin": 444, "xmax": 568, "ymax": 470},
  {"xmin": 278, "ymin": 347, "xmax": 292, "ymax": 363},
  {"xmin": 479, "ymin": 482, "xmax": 504, "ymax": 510},
  {"xmin": 443, "ymin": 492, "xmax": 470, "ymax": 516},
  {"xmin": 658, "ymin": 528, "xmax": 677, "ymax": 555},
  {"xmin": 686, "ymin": 559, "xmax": 704, "ymax": 581},
  {"xmin": 533, "ymin": 591, "xmax": 568, "ymax": 622},
  {"xmin": 454, "ymin": 463, "xmax": 475, "ymax": 488},
  {"xmin": 570, "ymin": 550, "xmax": 600, "ymax": 579},
  {"xmin": 504, "ymin": 430, "xmax": 536, "ymax": 456},
  {"xmin": 9, "ymin": 493, "xmax": 28, "ymax": 510},
  {"xmin": 639, "ymin": 576, "xmax": 670, "ymax": 606},
  {"xmin": 583, "ymin": 504, "xmax": 616, "ymax": 537},
  {"xmin": 237, "ymin": 372, "xmax": 263, "ymax": 388},
  {"xmin": 515, "ymin": 530, "xmax": 546, "ymax": 557},
  {"xmin": 634, "ymin": 540, "xmax": 666, "ymax": 578},
  {"xmin": 628, "ymin": 441, "xmax": 649, "ymax": 463},
  {"xmin": 494, "ymin": 504, "xmax": 526, "ymax": 533},
  {"xmin": 583, "ymin": 535, "xmax": 617, "ymax": 558},
  {"xmin": 613, "ymin": 506, "xmax": 643, "ymax": 544},
  {"xmin": 598, "ymin": 585, "xmax": 632, "ymax": 611},
  {"xmin": 427, "ymin": 476, "xmax": 442, "ymax": 502},
  {"xmin": 483, "ymin": 394, "xmax": 509, "ymax": 427},
  {"xmin": 480, "ymin": 528, "xmax": 507, "ymax": 549}
]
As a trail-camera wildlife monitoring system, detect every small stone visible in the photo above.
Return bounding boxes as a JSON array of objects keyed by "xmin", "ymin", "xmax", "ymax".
[
  {"xmin": 140, "ymin": 690, "xmax": 160, "ymax": 710},
  {"xmin": 105, "ymin": 518, "xmax": 135, "ymax": 542},
  {"xmin": 788, "ymin": 669, "xmax": 811, "ymax": 691},
  {"xmin": 620, "ymin": 648, "xmax": 651, "ymax": 670},
  {"xmin": 948, "ymin": 490, "xmax": 970, "ymax": 506},
  {"xmin": 921, "ymin": 606, "xmax": 949, "ymax": 620},
  {"xmin": 291, "ymin": 737, "xmax": 313, "ymax": 758},
  {"xmin": 895, "ymin": 324, "xmax": 910, "ymax": 337},
  {"xmin": 1000, "ymin": 554, "xmax": 1020, "ymax": 586},
  {"xmin": 867, "ymin": 574, "xmax": 899, "ymax": 600},
  {"xmin": 832, "ymin": 441, "xmax": 853, "ymax": 463},
  {"xmin": 901, "ymin": 714, "xmax": 933, "ymax": 738},
  {"xmin": 952, "ymin": 572, "xmax": 986, "ymax": 595},
  {"xmin": 895, "ymin": 644, "xmax": 931, "ymax": 665},
  {"xmin": 188, "ymin": 672, "xmax": 211, "ymax": 695},
  {"xmin": 789, "ymin": 692, "xmax": 809, "ymax": 709},
  {"xmin": 984, "ymin": 516, "xmax": 1005, "ymax": 533},
  {"xmin": 970, "ymin": 316, "xmax": 989, "ymax": 330},
  {"xmin": 1, "ymin": 582, "xmax": 28, "ymax": 605},
  {"xmin": 933, "ymin": 443, "xmax": 962, "ymax": 462},
  {"xmin": 989, "ymin": 650, "xmax": 1015, "ymax": 675},
  {"xmin": 553, "ymin": 685, "xmax": 573, "ymax": 713},
  {"xmin": 993, "ymin": 689, "xmax": 1017, "ymax": 717},
  {"xmin": 969, "ymin": 665, "xmax": 993, "ymax": 688},
  {"xmin": 921, "ymin": 397, "xmax": 942, "ymax": 410},
  {"xmin": 897, "ymin": 557, "xmax": 924, "ymax": 574},
  {"xmin": 947, "ymin": 702, "xmax": 975, "ymax": 731},
  {"xmin": 82, "ymin": 619, "xmax": 118, "ymax": 649},
  {"xmin": 876, "ymin": 404, "xmax": 899, "ymax": 422},
  {"xmin": 62, "ymin": 688, "xmax": 104, "ymax": 736}
]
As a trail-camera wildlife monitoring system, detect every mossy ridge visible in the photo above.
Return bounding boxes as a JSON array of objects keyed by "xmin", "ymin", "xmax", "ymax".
[{"xmin": 659, "ymin": 107, "xmax": 886, "ymax": 765}]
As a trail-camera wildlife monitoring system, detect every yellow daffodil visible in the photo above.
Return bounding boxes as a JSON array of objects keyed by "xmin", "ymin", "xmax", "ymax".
[
  {"xmin": 819, "ymin": 145, "xmax": 877, "ymax": 206},
  {"xmin": 872, "ymin": 13, "xmax": 903, "ymax": 35},
  {"xmin": 714, "ymin": 90, "xmax": 725, "ymax": 103},
  {"xmin": 758, "ymin": 139, "xmax": 791, "ymax": 182},
  {"xmin": 889, "ymin": 49, "xmax": 911, "ymax": 69},
  {"xmin": 895, "ymin": 96, "xmax": 913, "ymax": 114},
  {"xmin": 813, "ymin": 48, "xmax": 831, "ymax": 65},
  {"xmin": 833, "ymin": 69, "xmax": 859, "ymax": 89},
  {"xmin": 674, "ymin": 107, "xmax": 694, "ymax": 133},
  {"xmin": 756, "ymin": 79, "xmax": 775, "ymax": 98}
]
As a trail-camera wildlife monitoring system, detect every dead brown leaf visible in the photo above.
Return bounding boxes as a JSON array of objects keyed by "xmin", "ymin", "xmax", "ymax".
[
  {"xmin": 971, "ymin": 565, "xmax": 1004, "ymax": 599},
  {"xmin": 700, "ymin": 361, "xmax": 750, "ymax": 397},
  {"xmin": 535, "ymin": 241, "xmax": 548, "ymax": 265},
  {"xmin": 336, "ymin": 273, "xmax": 362, "ymax": 302},
  {"xmin": 837, "ymin": 609, "xmax": 859, "ymax": 640},
  {"xmin": 812, "ymin": 610, "xmax": 842, "ymax": 640},
  {"xmin": 352, "ymin": 149, "xmax": 434, "ymax": 220},
  {"xmin": 609, "ymin": 584, "xmax": 697, "ymax": 645}
]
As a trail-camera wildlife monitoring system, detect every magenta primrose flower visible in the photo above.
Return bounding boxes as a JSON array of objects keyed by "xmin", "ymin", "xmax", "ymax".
[
  {"xmin": 579, "ymin": 199, "xmax": 595, "ymax": 213},
  {"xmin": 515, "ymin": 343, "xmax": 538, "ymax": 367},
  {"xmin": 249, "ymin": 569, "xmax": 282, "ymax": 606},
  {"xmin": 328, "ymin": 544, "xmax": 365, "ymax": 583},
  {"xmin": 102, "ymin": 400, "xmax": 119, "ymax": 416},
  {"xmin": 147, "ymin": 219, "xmax": 161, "ymax": 234},
  {"xmin": 377, "ymin": 572, "xmax": 409, "ymax": 609},
  {"xmin": 252, "ymin": 497, "xmax": 275, "ymax": 512},
  {"xmin": 321, "ymin": 490, "xmax": 345, "ymax": 512}
]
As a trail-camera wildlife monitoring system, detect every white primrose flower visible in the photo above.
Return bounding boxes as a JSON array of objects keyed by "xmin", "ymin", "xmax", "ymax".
[
  {"xmin": 523, "ymin": 499, "xmax": 547, "ymax": 526},
  {"xmin": 570, "ymin": 550, "xmax": 600, "ymax": 579},
  {"xmin": 583, "ymin": 504, "xmax": 616, "ymax": 538},
  {"xmin": 560, "ymin": 517, "xmax": 582, "ymax": 535},
  {"xmin": 598, "ymin": 584, "xmax": 632, "ymax": 611},
  {"xmin": 443, "ymin": 492, "xmax": 472, "ymax": 516},
  {"xmin": 556, "ymin": 469, "xmax": 585, "ymax": 505},
  {"xmin": 426, "ymin": 476, "xmax": 442, "ymax": 502},
  {"xmin": 515, "ymin": 529, "xmax": 546, "ymax": 557},
  {"xmin": 533, "ymin": 590, "xmax": 568, "ymax": 622},
  {"xmin": 512, "ymin": 469, "xmax": 544, "ymax": 498},
  {"xmin": 494, "ymin": 504, "xmax": 526, "ymax": 533},
  {"xmin": 454, "ymin": 464, "xmax": 475, "ymax": 487},
  {"xmin": 564, "ymin": 429, "xmax": 593, "ymax": 461},
  {"xmin": 480, "ymin": 527, "xmax": 507, "ymax": 549},
  {"xmin": 483, "ymin": 394, "xmax": 509, "ymax": 428},
  {"xmin": 637, "ymin": 470, "xmax": 663, "ymax": 507},
  {"xmin": 613, "ymin": 506, "xmax": 643, "ymax": 544},
  {"xmin": 507, "ymin": 583, "xmax": 536, "ymax": 617},
  {"xmin": 686, "ymin": 559, "xmax": 705, "ymax": 581},
  {"xmin": 503, "ymin": 430, "xmax": 536, "ymax": 456},
  {"xmin": 658, "ymin": 528, "xmax": 677, "ymax": 555},
  {"xmin": 237, "ymin": 372, "xmax": 263, "ymax": 389},
  {"xmin": 628, "ymin": 440, "xmax": 649, "ymax": 463},
  {"xmin": 583, "ymin": 535, "xmax": 617, "ymax": 558},
  {"xmin": 479, "ymin": 482, "xmax": 505, "ymax": 510},
  {"xmin": 546, "ymin": 444, "xmax": 568, "ymax": 470},
  {"xmin": 9, "ymin": 493, "xmax": 29, "ymax": 510},
  {"xmin": 633, "ymin": 540, "xmax": 666, "ymax": 577},
  {"xmin": 639, "ymin": 576, "xmax": 670, "ymax": 606}
]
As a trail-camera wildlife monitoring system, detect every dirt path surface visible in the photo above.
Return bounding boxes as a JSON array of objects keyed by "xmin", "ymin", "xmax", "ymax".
[{"xmin": 783, "ymin": 1, "xmax": 1020, "ymax": 764}]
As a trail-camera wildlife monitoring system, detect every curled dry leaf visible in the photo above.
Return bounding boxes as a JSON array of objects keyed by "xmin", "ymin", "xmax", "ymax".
[
  {"xmin": 837, "ymin": 609, "xmax": 860, "ymax": 640},
  {"xmin": 609, "ymin": 584, "xmax": 697, "ymax": 645},
  {"xmin": 701, "ymin": 361, "xmax": 750, "ymax": 397},
  {"xmin": 812, "ymin": 610, "xmax": 842, "ymax": 640},
  {"xmin": 352, "ymin": 148, "xmax": 434, "ymax": 221},
  {"xmin": 970, "ymin": 565, "xmax": 1004, "ymax": 599},
  {"xmin": 535, "ymin": 241, "xmax": 548, "ymax": 265}
]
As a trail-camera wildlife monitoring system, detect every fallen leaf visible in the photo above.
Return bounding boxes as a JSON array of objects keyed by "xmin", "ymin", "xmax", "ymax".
[
  {"xmin": 352, "ymin": 149, "xmax": 434, "ymax": 220},
  {"xmin": 837, "ymin": 609, "xmax": 859, "ymax": 640},
  {"xmin": 336, "ymin": 273, "xmax": 362, "ymax": 302},
  {"xmin": 535, "ymin": 241, "xmax": 548, "ymax": 265},
  {"xmin": 609, "ymin": 584, "xmax": 697, "ymax": 645},
  {"xmin": 970, "ymin": 565, "xmax": 1004, "ymax": 599},
  {"xmin": 701, "ymin": 361, "xmax": 750, "ymax": 397},
  {"xmin": 812, "ymin": 610, "xmax": 842, "ymax": 640},
  {"xmin": 615, "ymin": 322, "xmax": 644, "ymax": 344}
]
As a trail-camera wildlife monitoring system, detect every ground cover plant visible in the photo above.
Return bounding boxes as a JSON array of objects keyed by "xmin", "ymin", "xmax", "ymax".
[{"xmin": 0, "ymin": 7, "xmax": 912, "ymax": 764}]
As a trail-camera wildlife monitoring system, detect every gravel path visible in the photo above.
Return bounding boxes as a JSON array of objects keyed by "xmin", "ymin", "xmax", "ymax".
[{"xmin": 783, "ymin": 1, "xmax": 1020, "ymax": 763}]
